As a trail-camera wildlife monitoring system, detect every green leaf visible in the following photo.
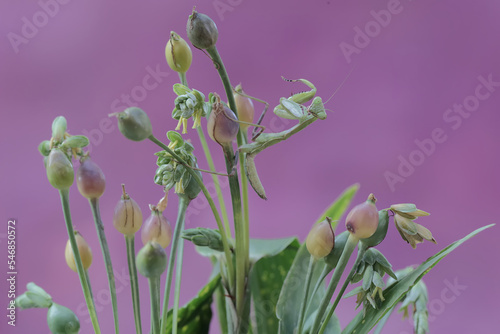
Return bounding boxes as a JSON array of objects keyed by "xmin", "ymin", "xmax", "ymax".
[
  {"xmin": 342, "ymin": 224, "xmax": 495, "ymax": 334},
  {"xmin": 250, "ymin": 238, "xmax": 300, "ymax": 334},
  {"xmin": 304, "ymin": 309, "xmax": 341, "ymax": 334},
  {"xmin": 164, "ymin": 275, "xmax": 220, "ymax": 333},
  {"xmin": 249, "ymin": 237, "xmax": 297, "ymax": 263},
  {"xmin": 315, "ymin": 184, "xmax": 359, "ymax": 229}
]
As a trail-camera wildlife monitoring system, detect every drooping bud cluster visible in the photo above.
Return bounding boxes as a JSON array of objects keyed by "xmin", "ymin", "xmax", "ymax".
[
  {"xmin": 77, "ymin": 156, "xmax": 106, "ymax": 199},
  {"xmin": 65, "ymin": 232, "xmax": 93, "ymax": 272},
  {"xmin": 391, "ymin": 203, "xmax": 435, "ymax": 249},
  {"xmin": 182, "ymin": 228, "xmax": 224, "ymax": 252},
  {"xmin": 141, "ymin": 206, "xmax": 173, "ymax": 248},
  {"xmin": 186, "ymin": 9, "xmax": 218, "ymax": 50},
  {"xmin": 345, "ymin": 194, "xmax": 379, "ymax": 240},
  {"xmin": 154, "ymin": 131, "xmax": 202, "ymax": 200},
  {"xmin": 136, "ymin": 241, "xmax": 168, "ymax": 278},
  {"xmin": 113, "ymin": 185, "xmax": 143, "ymax": 236},
  {"xmin": 165, "ymin": 31, "xmax": 192, "ymax": 73},
  {"xmin": 172, "ymin": 84, "xmax": 211, "ymax": 133},
  {"xmin": 207, "ymin": 93, "xmax": 239, "ymax": 146},
  {"xmin": 306, "ymin": 218, "xmax": 335, "ymax": 260}
]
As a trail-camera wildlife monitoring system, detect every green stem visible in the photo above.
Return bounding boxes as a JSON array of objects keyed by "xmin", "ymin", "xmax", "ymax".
[
  {"xmin": 239, "ymin": 152, "xmax": 250, "ymax": 275},
  {"xmin": 161, "ymin": 196, "xmax": 190, "ymax": 333},
  {"xmin": 148, "ymin": 277, "xmax": 161, "ymax": 334},
  {"xmin": 310, "ymin": 234, "xmax": 359, "ymax": 334},
  {"xmin": 59, "ymin": 189, "xmax": 101, "ymax": 334},
  {"xmin": 177, "ymin": 71, "xmax": 232, "ymax": 241},
  {"xmin": 89, "ymin": 198, "xmax": 119, "ymax": 334},
  {"xmin": 297, "ymin": 256, "xmax": 316, "ymax": 334},
  {"xmin": 173, "ymin": 225, "xmax": 186, "ymax": 334},
  {"xmin": 148, "ymin": 134, "xmax": 234, "ymax": 290},
  {"xmin": 318, "ymin": 245, "xmax": 367, "ymax": 334},
  {"xmin": 125, "ymin": 235, "xmax": 142, "ymax": 334}
]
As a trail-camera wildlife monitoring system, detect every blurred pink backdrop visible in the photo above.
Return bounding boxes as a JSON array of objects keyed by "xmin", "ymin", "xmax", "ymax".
[{"xmin": 1, "ymin": 0, "xmax": 499, "ymax": 333}]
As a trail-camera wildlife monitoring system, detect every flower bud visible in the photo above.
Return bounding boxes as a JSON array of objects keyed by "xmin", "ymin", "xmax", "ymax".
[
  {"xmin": 47, "ymin": 303, "xmax": 80, "ymax": 334},
  {"xmin": 186, "ymin": 10, "xmax": 218, "ymax": 50},
  {"xmin": 136, "ymin": 242, "xmax": 168, "ymax": 278},
  {"xmin": 113, "ymin": 107, "xmax": 152, "ymax": 141},
  {"xmin": 182, "ymin": 228, "xmax": 224, "ymax": 252},
  {"xmin": 207, "ymin": 94, "xmax": 239, "ymax": 146},
  {"xmin": 306, "ymin": 218, "xmax": 335, "ymax": 260},
  {"xmin": 113, "ymin": 185, "xmax": 143, "ymax": 236},
  {"xmin": 46, "ymin": 148, "xmax": 74, "ymax": 190},
  {"xmin": 39, "ymin": 140, "xmax": 51, "ymax": 156},
  {"xmin": 182, "ymin": 168, "xmax": 202, "ymax": 201},
  {"xmin": 65, "ymin": 232, "xmax": 92, "ymax": 272},
  {"xmin": 360, "ymin": 210, "xmax": 389, "ymax": 248},
  {"xmin": 345, "ymin": 194, "xmax": 379, "ymax": 240},
  {"xmin": 324, "ymin": 231, "xmax": 349, "ymax": 268},
  {"xmin": 51, "ymin": 116, "xmax": 67, "ymax": 142},
  {"xmin": 234, "ymin": 84, "xmax": 254, "ymax": 132},
  {"xmin": 141, "ymin": 207, "xmax": 172, "ymax": 248},
  {"xmin": 77, "ymin": 157, "xmax": 105, "ymax": 199},
  {"xmin": 166, "ymin": 31, "xmax": 192, "ymax": 73},
  {"xmin": 61, "ymin": 135, "xmax": 89, "ymax": 149}
]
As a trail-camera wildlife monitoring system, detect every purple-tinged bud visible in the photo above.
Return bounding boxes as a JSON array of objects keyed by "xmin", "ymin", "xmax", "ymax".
[
  {"xmin": 136, "ymin": 242, "xmax": 168, "ymax": 278},
  {"xmin": 186, "ymin": 9, "xmax": 218, "ymax": 50},
  {"xmin": 306, "ymin": 218, "xmax": 335, "ymax": 260},
  {"xmin": 46, "ymin": 148, "xmax": 74, "ymax": 190},
  {"xmin": 77, "ymin": 157, "xmax": 106, "ymax": 199},
  {"xmin": 345, "ymin": 194, "xmax": 379, "ymax": 240},
  {"xmin": 113, "ymin": 185, "xmax": 143, "ymax": 236},
  {"xmin": 65, "ymin": 232, "xmax": 92, "ymax": 272},
  {"xmin": 234, "ymin": 84, "xmax": 254, "ymax": 132},
  {"xmin": 207, "ymin": 94, "xmax": 239, "ymax": 146},
  {"xmin": 141, "ymin": 207, "xmax": 172, "ymax": 248}
]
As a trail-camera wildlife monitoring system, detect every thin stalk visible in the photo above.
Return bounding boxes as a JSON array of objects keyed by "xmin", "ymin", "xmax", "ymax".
[
  {"xmin": 125, "ymin": 235, "xmax": 142, "ymax": 334},
  {"xmin": 318, "ymin": 245, "xmax": 367, "ymax": 334},
  {"xmin": 89, "ymin": 198, "xmax": 119, "ymax": 334},
  {"xmin": 59, "ymin": 189, "xmax": 101, "ymax": 334},
  {"xmin": 161, "ymin": 197, "xmax": 190, "ymax": 333},
  {"xmin": 310, "ymin": 234, "xmax": 359, "ymax": 334},
  {"xmin": 239, "ymin": 152, "xmax": 250, "ymax": 275},
  {"xmin": 297, "ymin": 256, "xmax": 316, "ymax": 334},
  {"xmin": 148, "ymin": 277, "xmax": 161, "ymax": 334},
  {"xmin": 177, "ymin": 71, "xmax": 232, "ymax": 240},
  {"xmin": 172, "ymin": 227, "xmax": 185, "ymax": 334},
  {"xmin": 148, "ymin": 135, "xmax": 234, "ymax": 289}
]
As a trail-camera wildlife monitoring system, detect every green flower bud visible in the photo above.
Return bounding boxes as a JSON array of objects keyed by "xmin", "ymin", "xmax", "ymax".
[
  {"xmin": 65, "ymin": 232, "xmax": 92, "ymax": 272},
  {"xmin": 345, "ymin": 194, "xmax": 379, "ymax": 240},
  {"xmin": 166, "ymin": 31, "xmax": 192, "ymax": 73},
  {"xmin": 47, "ymin": 303, "xmax": 80, "ymax": 334},
  {"xmin": 77, "ymin": 157, "xmax": 105, "ymax": 199},
  {"xmin": 182, "ymin": 168, "xmax": 202, "ymax": 200},
  {"xmin": 61, "ymin": 135, "xmax": 89, "ymax": 149},
  {"xmin": 39, "ymin": 140, "xmax": 51, "ymax": 156},
  {"xmin": 136, "ymin": 241, "xmax": 168, "ymax": 278},
  {"xmin": 51, "ymin": 116, "xmax": 67, "ymax": 143},
  {"xmin": 46, "ymin": 148, "xmax": 74, "ymax": 190},
  {"xmin": 113, "ymin": 185, "xmax": 143, "ymax": 236},
  {"xmin": 207, "ymin": 94, "xmax": 239, "ymax": 146},
  {"xmin": 141, "ymin": 207, "xmax": 172, "ymax": 248},
  {"xmin": 182, "ymin": 228, "xmax": 224, "ymax": 252},
  {"xmin": 234, "ymin": 84, "xmax": 254, "ymax": 132},
  {"xmin": 361, "ymin": 210, "xmax": 389, "ymax": 248},
  {"xmin": 186, "ymin": 9, "xmax": 218, "ymax": 50},
  {"xmin": 306, "ymin": 218, "xmax": 335, "ymax": 260},
  {"xmin": 113, "ymin": 107, "xmax": 152, "ymax": 141}
]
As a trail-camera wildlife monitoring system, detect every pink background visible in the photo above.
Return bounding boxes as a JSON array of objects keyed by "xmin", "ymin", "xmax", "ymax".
[{"xmin": 1, "ymin": 0, "xmax": 499, "ymax": 333}]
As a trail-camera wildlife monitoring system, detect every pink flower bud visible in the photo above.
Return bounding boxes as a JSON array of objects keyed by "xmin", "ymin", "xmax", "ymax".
[
  {"xmin": 345, "ymin": 194, "xmax": 379, "ymax": 240},
  {"xmin": 141, "ymin": 207, "xmax": 172, "ymax": 248},
  {"xmin": 77, "ymin": 157, "xmax": 106, "ymax": 199}
]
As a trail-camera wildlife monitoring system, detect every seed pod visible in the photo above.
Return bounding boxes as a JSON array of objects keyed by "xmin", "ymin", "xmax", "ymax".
[
  {"xmin": 65, "ymin": 232, "xmax": 92, "ymax": 272},
  {"xmin": 113, "ymin": 107, "xmax": 152, "ymax": 141},
  {"xmin": 77, "ymin": 157, "xmax": 106, "ymax": 199},
  {"xmin": 186, "ymin": 10, "xmax": 218, "ymax": 50},
  {"xmin": 141, "ymin": 207, "xmax": 172, "ymax": 248},
  {"xmin": 306, "ymin": 218, "xmax": 335, "ymax": 260},
  {"xmin": 113, "ymin": 185, "xmax": 143, "ymax": 236},
  {"xmin": 46, "ymin": 149, "xmax": 74, "ymax": 190},
  {"xmin": 207, "ymin": 94, "xmax": 239, "ymax": 146},
  {"xmin": 166, "ymin": 31, "xmax": 192, "ymax": 73},
  {"xmin": 345, "ymin": 194, "xmax": 379, "ymax": 240},
  {"xmin": 47, "ymin": 303, "xmax": 80, "ymax": 334},
  {"xmin": 234, "ymin": 84, "xmax": 254, "ymax": 132},
  {"xmin": 136, "ymin": 242, "xmax": 168, "ymax": 278}
]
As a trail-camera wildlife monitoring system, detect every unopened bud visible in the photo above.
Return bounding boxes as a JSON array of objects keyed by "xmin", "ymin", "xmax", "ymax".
[
  {"xmin": 234, "ymin": 84, "xmax": 254, "ymax": 132},
  {"xmin": 51, "ymin": 116, "xmax": 67, "ymax": 142},
  {"xmin": 141, "ymin": 207, "xmax": 172, "ymax": 248},
  {"xmin": 136, "ymin": 242, "xmax": 168, "ymax": 278},
  {"xmin": 112, "ymin": 107, "xmax": 152, "ymax": 142},
  {"xmin": 65, "ymin": 232, "xmax": 92, "ymax": 272},
  {"xmin": 207, "ymin": 94, "xmax": 239, "ymax": 146},
  {"xmin": 46, "ymin": 148, "xmax": 74, "ymax": 190},
  {"xmin": 77, "ymin": 157, "xmax": 106, "ymax": 199},
  {"xmin": 345, "ymin": 194, "xmax": 379, "ymax": 240},
  {"xmin": 306, "ymin": 218, "xmax": 335, "ymax": 260},
  {"xmin": 47, "ymin": 303, "xmax": 80, "ymax": 334},
  {"xmin": 113, "ymin": 185, "xmax": 143, "ymax": 236},
  {"xmin": 166, "ymin": 31, "xmax": 192, "ymax": 73},
  {"xmin": 182, "ymin": 228, "xmax": 223, "ymax": 251},
  {"xmin": 186, "ymin": 9, "xmax": 218, "ymax": 50}
]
